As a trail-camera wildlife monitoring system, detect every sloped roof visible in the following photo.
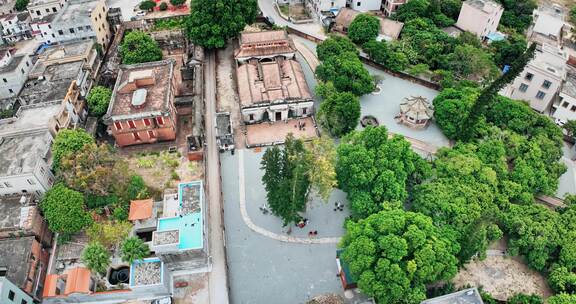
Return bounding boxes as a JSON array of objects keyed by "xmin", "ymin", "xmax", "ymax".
[
  {"xmin": 379, "ymin": 18, "xmax": 403, "ymax": 40},
  {"xmin": 64, "ymin": 267, "xmax": 92, "ymax": 295},
  {"xmin": 129, "ymin": 199, "xmax": 154, "ymax": 221},
  {"xmin": 400, "ymin": 96, "xmax": 434, "ymax": 120},
  {"xmin": 334, "ymin": 8, "xmax": 359, "ymax": 28}
]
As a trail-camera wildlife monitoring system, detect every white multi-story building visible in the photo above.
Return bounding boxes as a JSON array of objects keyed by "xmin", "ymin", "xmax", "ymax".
[
  {"xmin": 346, "ymin": 0, "xmax": 382, "ymax": 12},
  {"xmin": 51, "ymin": 0, "xmax": 111, "ymax": 49},
  {"xmin": 28, "ymin": 0, "xmax": 65, "ymax": 20},
  {"xmin": 0, "ymin": 13, "xmax": 32, "ymax": 42},
  {"xmin": 528, "ymin": 13, "xmax": 565, "ymax": 47},
  {"xmin": 382, "ymin": 0, "xmax": 407, "ymax": 16},
  {"xmin": 501, "ymin": 44, "xmax": 567, "ymax": 113},
  {"xmin": 0, "ymin": 0, "xmax": 17, "ymax": 15},
  {"xmin": 552, "ymin": 71, "xmax": 576, "ymax": 123},
  {"xmin": 0, "ymin": 50, "xmax": 32, "ymax": 99},
  {"xmin": 455, "ymin": 0, "xmax": 503, "ymax": 40},
  {"xmin": 29, "ymin": 14, "xmax": 55, "ymax": 43},
  {"xmin": 306, "ymin": 0, "xmax": 346, "ymax": 20}
]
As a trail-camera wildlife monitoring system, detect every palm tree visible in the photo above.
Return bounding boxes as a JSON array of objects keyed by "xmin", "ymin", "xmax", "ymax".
[
  {"xmin": 82, "ymin": 243, "xmax": 111, "ymax": 275},
  {"xmin": 120, "ymin": 237, "xmax": 150, "ymax": 264}
]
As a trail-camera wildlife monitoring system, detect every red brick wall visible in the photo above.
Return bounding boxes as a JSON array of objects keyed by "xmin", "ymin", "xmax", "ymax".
[
  {"xmin": 110, "ymin": 114, "xmax": 177, "ymax": 147},
  {"xmin": 22, "ymin": 239, "xmax": 49, "ymax": 295}
]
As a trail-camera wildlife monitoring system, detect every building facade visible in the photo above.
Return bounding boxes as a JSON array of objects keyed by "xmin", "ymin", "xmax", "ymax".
[
  {"xmin": 382, "ymin": 0, "xmax": 407, "ymax": 16},
  {"xmin": 306, "ymin": 0, "xmax": 347, "ymax": 20},
  {"xmin": 30, "ymin": 14, "xmax": 56, "ymax": 43},
  {"xmin": 552, "ymin": 72, "xmax": 576, "ymax": 123},
  {"xmin": 0, "ymin": 13, "xmax": 32, "ymax": 43},
  {"xmin": 346, "ymin": 0, "xmax": 382, "ymax": 12},
  {"xmin": 103, "ymin": 59, "xmax": 179, "ymax": 147},
  {"xmin": 455, "ymin": 0, "xmax": 503, "ymax": 39},
  {"xmin": 0, "ymin": 277, "xmax": 35, "ymax": 304},
  {"xmin": 0, "ymin": 50, "xmax": 33, "ymax": 99},
  {"xmin": 28, "ymin": 0, "xmax": 65, "ymax": 20},
  {"xmin": 51, "ymin": 0, "xmax": 111, "ymax": 49},
  {"xmin": 235, "ymin": 31, "xmax": 314, "ymax": 124},
  {"xmin": 501, "ymin": 45, "xmax": 566, "ymax": 113}
]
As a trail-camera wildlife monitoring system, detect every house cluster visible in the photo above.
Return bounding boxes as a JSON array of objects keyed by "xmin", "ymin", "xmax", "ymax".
[{"xmin": 305, "ymin": 0, "xmax": 408, "ymax": 21}]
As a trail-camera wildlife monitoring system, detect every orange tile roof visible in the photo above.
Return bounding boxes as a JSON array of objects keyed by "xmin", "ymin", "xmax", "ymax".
[
  {"xmin": 64, "ymin": 267, "xmax": 92, "ymax": 295},
  {"xmin": 42, "ymin": 274, "xmax": 60, "ymax": 298},
  {"xmin": 129, "ymin": 199, "xmax": 154, "ymax": 221}
]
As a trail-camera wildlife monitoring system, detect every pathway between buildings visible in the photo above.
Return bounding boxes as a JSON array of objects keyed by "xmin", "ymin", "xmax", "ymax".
[
  {"xmin": 204, "ymin": 51, "xmax": 230, "ymax": 304},
  {"xmin": 292, "ymin": 37, "xmax": 319, "ymax": 71},
  {"xmin": 238, "ymin": 149, "xmax": 341, "ymax": 244},
  {"xmin": 258, "ymin": 0, "xmax": 326, "ymax": 40}
]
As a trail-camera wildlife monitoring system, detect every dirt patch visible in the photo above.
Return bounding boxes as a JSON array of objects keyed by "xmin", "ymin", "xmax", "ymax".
[
  {"xmin": 172, "ymin": 272, "xmax": 210, "ymax": 304},
  {"xmin": 124, "ymin": 151, "xmax": 204, "ymax": 196},
  {"xmin": 289, "ymin": 4, "xmax": 311, "ymax": 21},
  {"xmin": 453, "ymin": 256, "xmax": 553, "ymax": 301}
]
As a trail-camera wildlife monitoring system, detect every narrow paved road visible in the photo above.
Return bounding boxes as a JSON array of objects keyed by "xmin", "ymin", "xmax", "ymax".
[
  {"xmin": 204, "ymin": 51, "xmax": 229, "ymax": 304},
  {"xmin": 258, "ymin": 0, "xmax": 326, "ymax": 39}
]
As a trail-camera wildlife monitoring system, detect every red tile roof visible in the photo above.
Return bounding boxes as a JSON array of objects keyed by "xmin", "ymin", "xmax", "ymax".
[
  {"xmin": 129, "ymin": 199, "xmax": 154, "ymax": 221},
  {"xmin": 64, "ymin": 267, "xmax": 92, "ymax": 295}
]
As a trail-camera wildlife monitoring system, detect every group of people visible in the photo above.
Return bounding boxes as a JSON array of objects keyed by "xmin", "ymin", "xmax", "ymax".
[{"xmin": 333, "ymin": 202, "xmax": 344, "ymax": 211}]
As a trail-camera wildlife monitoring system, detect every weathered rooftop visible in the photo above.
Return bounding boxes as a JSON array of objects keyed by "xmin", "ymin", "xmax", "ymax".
[
  {"xmin": 38, "ymin": 39, "xmax": 93, "ymax": 61},
  {"xmin": 562, "ymin": 72, "xmax": 576, "ymax": 98},
  {"xmin": 533, "ymin": 13, "xmax": 565, "ymax": 37},
  {"xmin": 464, "ymin": 0, "xmax": 502, "ymax": 13},
  {"xmin": 0, "ymin": 194, "xmax": 36, "ymax": 230},
  {"xmin": 421, "ymin": 288, "xmax": 484, "ymax": 304},
  {"xmin": 20, "ymin": 61, "xmax": 83, "ymax": 105},
  {"xmin": 0, "ymin": 101, "xmax": 60, "ymax": 135},
  {"xmin": 53, "ymin": 0, "xmax": 99, "ymax": 24},
  {"xmin": 236, "ymin": 30, "xmax": 296, "ymax": 59},
  {"xmin": 29, "ymin": 0, "xmax": 61, "ymax": 7},
  {"xmin": 0, "ymin": 54, "xmax": 25, "ymax": 74},
  {"xmin": 0, "ymin": 236, "xmax": 35, "ymax": 288},
  {"xmin": 0, "ymin": 129, "xmax": 52, "ymax": 176},
  {"xmin": 107, "ymin": 59, "xmax": 175, "ymax": 119},
  {"xmin": 237, "ymin": 58, "xmax": 312, "ymax": 107}
]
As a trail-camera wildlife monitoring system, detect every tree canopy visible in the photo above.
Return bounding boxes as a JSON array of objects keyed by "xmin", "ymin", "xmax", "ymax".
[
  {"xmin": 139, "ymin": 0, "xmax": 156, "ymax": 11},
  {"xmin": 120, "ymin": 31, "xmax": 163, "ymax": 65},
  {"xmin": 121, "ymin": 237, "xmax": 150, "ymax": 263},
  {"xmin": 316, "ymin": 51, "xmax": 374, "ymax": 96},
  {"xmin": 40, "ymin": 184, "xmax": 92, "ymax": 235},
  {"xmin": 82, "ymin": 243, "xmax": 111, "ymax": 275},
  {"xmin": 185, "ymin": 0, "xmax": 258, "ymax": 49},
  {"xmin": 348, "ymin": 13, "xmax": 381, "ymax": 45},
  {"xmin": 316, "ymin": 36, "xmax": 358, "ymax": 62},
  {"xmin": 14, "ymin": 0, "xmax": 28, "ymax": 11},
  {"xmin": 340, "ymin": 208, "xmax": 459, "ymax": 304},
  {"xmin": 87, "ymin": 86, "xmax": 112, "ymax": 116},
  {"xmin": 306, "ymin": 135, "xmax": 337, "ymax": 201},
  {"xmin": 52, "ymin": 129, "xmax": 95, "ymax": 171},
  {"xmin": 316, "ymin": 82, "xmax": 360, "ymax": 137},
  {"xmin": 87, "ymin": 220, "xmax": 132, "ymax": 250},
  {"xmin": 363, "ymin": 40, "xmax": 409, "ymax": 72}
]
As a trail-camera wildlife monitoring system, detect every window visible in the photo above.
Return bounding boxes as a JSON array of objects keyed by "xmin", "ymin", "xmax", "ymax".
[
  {"xmin": 25, "ymin": 61, "xmax": 29, "ymax": 67},
  {"xmin": 114, "ymin": 121, "xmax": 122, "ymax": 130},
  {"xmin": 143, "ymin": 118, "xmax": 151, "ymax": 126},
  {"xmin": 128, "ymin": 120, "xmax": 136, "ymax": 128},
  {"xmin": 148, "ymin": 130, "xmax": 155, "ymax": 138},
  {"xmin": 48, "ymin": 24, "xmax": 51, "ymax": 29},
  {"xmin": 45, "ymin": 8, "xmax": 50, "ymax": 12},
  {"xmin": 302, "ymin": 108, "xmax": 307, "ymax": 115},
  {"xmin": 77, "ymin": 26, "xmax": 83, "ymax": 31},
  {"xmin": 8, "ymin": 89, "xmax": 13, "ymax": 94},
  {"xmin": 248, "ymin": 114, "xmax": 254, "ymax": 121},
  {"xmin": 36, "ymin": 10, "xmax": 41, "ymax": 15},
  {"xmin": 20, "ymin": 68, "xmax": 24, "ymax": 74},
  {"xmin": 563, "ymin": 101, "xmax": 569, "ymax": 108},
  {"xmin": 52, "ymin": 7, "xmax": 57, "ymax": 12},
  {"xmin": 21, "ymin": 300, "xmax": 28, "ymax": 304},
  {"xmin": 543, "ymin": 80, "xmax": 552, "ymax": 89},
  {"xmin": 525, "ymin": 73, "xmax": 534, "ymax": 81},
  {"xmin": 357, "ymin": 1, "xmax": 361, "ymax": 6},
  {"xmin": 85, "ymin": 25, "xmax": 91, "ymax": 30},
  {"xmin": 58, "ymin": 30, "xmax": 63, "ymax": 35},
  {"xmin": 27, "ymin": 179, "xmax": 36, "ymax": 185},
  {"xmin": 519, "ymin": 83, "xmax": 528, "ymax": 92},
  {"xmin": 2, "ymin": 78, "xmax": 6, "ymax": 83},
  {"xmin": 69, "ymin": 28, "xmax": 75, "ymax": 33},
  {"xmin": 8, "ymin": 290, "xmax": 15, "ymax": 300},
  {"xmin": 51, "ymin": 34, "xmax": 55, "ymax": 38},
  {"xmin": 156, "ymin": 116, "xmax": 164, "ymax": 125},
  {"xmin": 571, "ymin": 105, "xmax": 576, "ymax": 112},
  {"xmin": 536, "ymin": 91, "xmax": 546, "ymax": 99},
  {"xmin": 133, "ymin": 132, "xmax": 141, "ymax": 141}
]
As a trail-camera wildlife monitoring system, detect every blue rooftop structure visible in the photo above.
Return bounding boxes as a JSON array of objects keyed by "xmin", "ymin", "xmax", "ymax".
[
  {"xmin": 486, "ymin": 31, "xmax": 506, "ymax": 43},
  {"xmin": 155, "ymin": 181, "xmax": 204, "ymax": 251}
]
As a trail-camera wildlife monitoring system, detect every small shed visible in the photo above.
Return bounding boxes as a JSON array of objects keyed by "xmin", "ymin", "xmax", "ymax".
[
  {"xmin": 129, "ymin": 199, "xmax": 154, "ymax": 221},
  {"xmin": 397, "ymin": 96, "xmax": 434, "ymax": 129},
  {"xmin": 336, "ymin": 249, "xmax": 356, "ymax": 290}
]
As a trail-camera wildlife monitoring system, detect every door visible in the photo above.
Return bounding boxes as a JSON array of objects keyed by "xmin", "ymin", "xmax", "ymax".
[{"xmin": 275, "ymin": 111, "xmax": 282, "ymax": 121}]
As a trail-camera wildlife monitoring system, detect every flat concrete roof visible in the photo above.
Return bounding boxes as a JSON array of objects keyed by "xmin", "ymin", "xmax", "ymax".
[
  {"xmin": 0, "ymin": 102, "xmax": 60, "ymax": 135},
  {"xmin": 0, "ymin": 236, "xmax": 35, "ymax": 288},
  {"xmin": 0, "ymin": 54, "xmax": 25, "ymax": 74},
  {"xmin": 421, "ymin": 288, "xmax": 484, "ymax": 304},
  {"xmin": 53, "ymin": 0, "xmax": 99, "ymax": 24},
  {"xmin": 39, "ymin": 40, "xmax": 93, "ymax": 61},
  {"xmin": 0, "ymin": 129, "xmax": 52, "ymax": 176},
  {"xmin": 20, "ymin": 61, "xmax": 82, "ymax": 104},
  {"xmin": 0, "ymin": 194, "xmax": 27, "ymax": 230}
]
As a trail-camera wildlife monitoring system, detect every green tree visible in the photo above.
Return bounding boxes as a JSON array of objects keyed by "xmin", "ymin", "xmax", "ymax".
[
  {"xmin": 52, "ymin": 129, "xmax": 95, "ymax": 171},
  {"xmin": 490, "ymin": 34, "xmax": 528, "ymax": 67},
  {"xmin": 564, "ymin": 120, "xmax": 576, "ymax": 138},
  {"xmin": 433, "ymin": 87, "xmax": 479, "ymax": 139},
  {"xmin": 186, "ymin": 0, "xmax": 258, "ymax": 49},
  {"xmin": 498, "ymin": 0, "xmax": 537, "ymax": 33},
  {"xmin": 260, "ymin": 134, "xmax": 311, "ymax": 225},
  {"xmin": 336, "ymin": 126, "xmax": 430, "ymax": 219},
  {"xmin": 120, "ymin": 237, "xmax": 150, "ymax": 263},
  {"xmin": 445, "ymin": 44, "xmax": 499, "ymax": 82},
  {"xmin": 549, "ymin": 294, "xmax": 576, "ymax": 304},
  {"xmin": 363, "ymin": 40, "xmax": 408, "ymax": 72},
  {"xmin": 507, "ymin": 294, "xmax": 543, "ymax": 304},
  {"xmin": 440, "ymin": 0, "xmax": 462, "ymax": 20},
  {"xmin": 548, "ymin": 266, "xmax": 576, "ymax": 294},
  {"xmin": 315, "ymin": 52, "xmax": 374, "ymax": 96},
  {"xmin": 14, "ymin": 0, "xmax": 28, "ymax": 11},
  {"xmin": 340, "ymin": 209, "xmax": 459, "ymax": 304},
  {"xmin": 86, "ymin": 220, "xmax": 132, "ymax": 249},
  {"xmin": 40, "ymin": 184, "xmax": 92, "ymax": 235},
  {"xmin": 170, "ymin": 0, "xmax": 185, "ymax": 6},
  {"xmin": 316, "ymin": 36, "xmax": 358, "ymax": 61},
  {"xmin": 82, "ymin": 243, "xmax": 111, "ymax": 275},
  {"xmin": 348, "ymin": 13, "xmax": 380, "ymax": 45},
  {"xmin": 571, "ymin": 6, "xmax": 576, "ymax": 25},
  {"xmin": 394, "ymin": 0, "xmax": 429, "ymax": 22},
  {"xmin": 139, "ymin": 0, "xmax": 156, "ymax": 11},
  {"xmin": 305, "ymin": 135, "xmax": 337, "ymax": 201},
  {"xmin": 458, "ymin": 43, "xmax": 536, "ymax": 141},
  {"xmin": 159, "ymin": 2, "xmax": 168, "ymax": 10},
  {"xmin": 316, "ymin": 82, "xmax": 360, "ymax": 137},
  {"xmin": 120, "ymin": 31, "xmax": 163, "ymax": 64},
  {"xmin": 86, "ymin": 86, "xmax": 112, "ymax": 116}
]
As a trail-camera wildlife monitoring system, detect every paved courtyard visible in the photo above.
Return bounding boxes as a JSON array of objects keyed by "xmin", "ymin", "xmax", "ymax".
[
  {"xmin": 245, "ymin": 117, "xmax": 318, "ymax": 147},
  {"xmin": 222, "ymin": 148, "xmax": 364, "ymax": 304}
]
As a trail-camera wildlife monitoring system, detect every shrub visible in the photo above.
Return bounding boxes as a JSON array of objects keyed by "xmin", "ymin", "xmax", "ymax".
[{"xmin": 159, "ymin": 2, "xmax": 168, "ymax": 10}]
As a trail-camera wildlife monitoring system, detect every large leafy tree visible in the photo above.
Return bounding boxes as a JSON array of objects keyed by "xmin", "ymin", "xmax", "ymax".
[
  {"xmin": 52, "ymin": 129, "xmax": 95, "ymax": 171},
  {"xmin": 348, "ymin": 13, "xmax": 380, "ymax": 45},
  {"xmin": 340, "ymin": 208, "xmax": 459, "ymax": 304},
  {"xmin": 261, "ymin": 134, "xmax": 311, "ymax": 226},
  {"xmin": 40, "ymin": 184, "xmax": 92, "ymax": 235},
  {"xmin": 121, "ymin": 237, "xmax": 150, "ymax": 263},
  {"xmin": 336, "ymin": 126, "xmax": 430, "ymax": 219},
  {"xmin": 498, "ymin": 0, "xmax": 537, "ymax": 33},
  {"xmin": 548, "ymin": 294, "xmax": 576, "ymax": 304},
  {"xmin": 186, "ymin": 0, "xmax": 258, "ymax": 49},
  {"xmin": 316, "ymin": 82, "xmax": 360, "ymax": 137},
  {"xmin": 445, "ymin": 44, "xmax": 499, "ymax": 82},
  {"xmin": 490, "ymin": 34, "xmax": 528, "ymax": 68},
  {"xmin": 82, "ymin": 243, "xmax": 111, "ymax": 275},
  {"xmin": 305, "ymin": 135, "xmax": 337, "ymax": 202},
  {"xmin": 86, "ymin": 86, "xmax": 112, "ymax": 116},
  {"xmin": 86, "ymin": 221, "xmax": 132, "ymax": 250},
  {"xmin": 316, "ymin": 36, "xmax": 358, "ymax": 61},
  {"xmin": 120, "ymin": 31, "xmax": 163, "ymax": 65},
  {"xmin": 433, "ymin": 87, "xmax": 479, "ymax": 139},
  {"xmin": 363, "ymin": 40, "xmax": 409, "ymax": 72},
  {"xmin": 315, "ymin": 52, "xmax": 374, "ymax": 96}
]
